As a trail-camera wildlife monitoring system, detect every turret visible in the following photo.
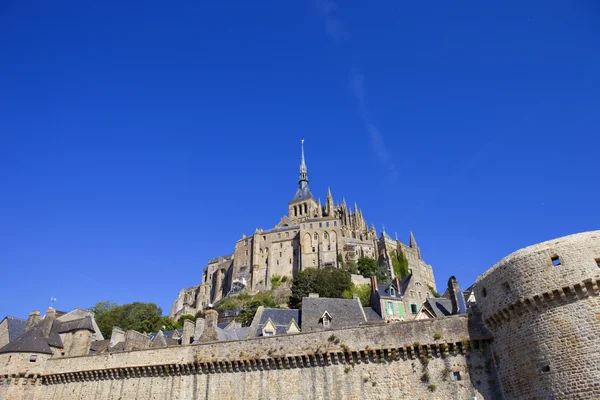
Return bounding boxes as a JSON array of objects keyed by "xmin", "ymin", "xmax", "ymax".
[
  {"xmin": 326, "ymin": 187, "xmax": 334, "ymax": 216},
  {"xmin": 409, "ymin": 231, "xmax": 421, "ymax": 259}
]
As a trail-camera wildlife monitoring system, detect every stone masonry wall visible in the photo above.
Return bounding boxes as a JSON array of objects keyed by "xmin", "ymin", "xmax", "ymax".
[
  {"xmin": 474, "ymin": 230, "xmax": 600, "ymax": 400},
  {"xmin": 0, "ymin": 315, "xmax": 503, "ymax": 400}
]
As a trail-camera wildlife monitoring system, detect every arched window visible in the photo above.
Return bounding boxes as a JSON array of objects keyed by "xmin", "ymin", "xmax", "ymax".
[
  {"xmin": 324, "ymin": 232, "xmax": 328, "ymax": 239},
  {"xmin": 314, "ymin": 233, "xmax": 318, "ymax": 240}
]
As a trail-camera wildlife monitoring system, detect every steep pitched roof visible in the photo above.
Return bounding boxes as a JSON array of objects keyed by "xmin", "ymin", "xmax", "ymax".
[
  {"xmin": 0, "ymin": 319, "xmax": 62, "ymax": 355},
  {"xmin": 362, "ymin": 307, "xmax": 384, "ymax": 324},
  {"xmin": 56, "ymin": 315, "xmax": 95, "ymax": 333},
  {"xmin": 216, "ymin": 327, "xmax": 250, "ymax": 341},
  {"xmin": 301, "ymin": 298, "xmax": 366, "ymax": 332},
  {"xmin": 375, "ymin": 282, "xmax": 403, "ymax": 299},
  {"xmin": 255, "ymin": 309, "xmax": 301, "ymax": 337},
  {"xmin": 409, "ymin": 231, "xmax": 418, "ymax": 248},
  {"xmin": 289, "ymin": 185, "xmax": 314, "ymax": 204},
  {"xmin": 2, "ymin": 316, "xmax": 26, "ymax": 342},
  {"xmin": 425, "ymin": 298, "xmax": 453, "ymax": 318}
]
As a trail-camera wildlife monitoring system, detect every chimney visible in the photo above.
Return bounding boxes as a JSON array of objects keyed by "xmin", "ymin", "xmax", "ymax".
[
  {"xmin": 194, "ymin": 318, "xmax": 205, "ymax": 342},
  {"xmin": 394, "ymin": 277, "xmax": 401, "ymax": 294},
  {"xmin": 198, "ymin": 310, "xmax": 219, "ymax": 342},
  {"xmin": 110, "ymin": 326, "xmax": 126, "ymax": 346},
  {"xmin": 182, "ymin": 319, "xmax": 195, "ymax": 345},
  {"xmin": 41, "ymin": 307, "xmax": 57, "ymax": 337},
  {"xmin": 370, "ymin": 276, "xmax": 378, "ymax": 294},
  {"xmin": 25, "ymin": 310, "xmax": 42, "ymax": 331},
  {"xmin": 448, "ymin": 276, "xmax": 461, "ymax": 315}
]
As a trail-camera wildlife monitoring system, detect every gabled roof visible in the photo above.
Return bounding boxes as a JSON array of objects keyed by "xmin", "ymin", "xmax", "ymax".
[
  {"xmin": 1, "ymin": 316, "xmax": 26, "ymax": 342},
  {"xmin": 56, "ymin": 315, "xmax": 95, "ymax": 334},
  {"xmin": 216, "ymin": 327, "xmax": 250, "ymax": 341},
  {"xmin": 0, "ymin": 318, "xmax": 62, "ymax": 355},
  {"xmin": 301, "ymin": 297, "xmax": 366, "ymax": 332},
  {"xmin": 255, "ymin": 308, "xmax": 301, "ymax": 337},
  {"xmin": 425, "ymin": 298, "xmax": 453, "ymax": 318},
  {"xmin": 362, "ymin": 307, "xmax": 384, "ymax": 324},
  {"xmin": 375, "ymin": 282, "xmax": 402, "ymax": 299},
  {"xmin": 289, "ymin": 185, "xmax": 314, "ymax": 204}
]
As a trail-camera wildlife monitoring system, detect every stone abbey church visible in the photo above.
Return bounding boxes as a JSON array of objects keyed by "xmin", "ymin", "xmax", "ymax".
[{"xmin": 171, "ymin": 142, "xmax": 436, "ymax": 318}]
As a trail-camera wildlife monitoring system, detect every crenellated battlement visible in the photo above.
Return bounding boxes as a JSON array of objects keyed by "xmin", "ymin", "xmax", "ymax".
[{"xmin": 483, "ymin": 276, "xmax": 600, "ymax": 328}]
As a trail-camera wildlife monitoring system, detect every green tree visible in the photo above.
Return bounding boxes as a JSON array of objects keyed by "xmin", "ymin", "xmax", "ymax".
[
  {"xmin": 357, "ymin": 257, "xmax": 390, "ymax": 284},
  {"xmin": 91, "ymin": 301, "xmax": 165, "ymax": 338},
  {"xmin": 390, "ymin": 250, "xmax": 410, "ymax": 278},
  {"xmin": 343, "ymin": 260, "xmax": 359, "ymax": 274},
  {"xmin": 342, "ymin": 283, "xmax": 372, "ymax": 307},
  {"xmin": 289, "ymin": 268, "xmax": 352, "ymax": 309}
]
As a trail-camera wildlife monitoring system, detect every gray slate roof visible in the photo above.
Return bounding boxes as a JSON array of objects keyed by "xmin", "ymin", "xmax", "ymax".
[
  {"xmin": 2, "ymin": 316, "xmax": 26, "ymax": 342},
  {"xmin": 375, "ymin": 283, "xmax": 402, "ymax": 299},
  {"xmin": 301, "ymin": 298, "xmax": 366, "ymax": 332},
  {"xmin": 216, "ymin": 327, "xmax": 250, "ymax": 341},
  {"xmin": 290, "ymin": 185, "xmax": 314, "ymax": 203},
  {"xmin": 255, "ymin": 309, "xmax": 300, "ymax": 337},
  {"xmin": 56, "ymin": 316, "xmax": 95, "ymax": 333},
  {"xmin": 0, "ymin": 318, "xmax": 62, "ymax": 355},
  {"xmin": 362, "ymin": 307, "xmax": 384, "ymax": 324},
  {"xmin": 425, "ymin": 298, "xmax": 453, "ymax": 318}
]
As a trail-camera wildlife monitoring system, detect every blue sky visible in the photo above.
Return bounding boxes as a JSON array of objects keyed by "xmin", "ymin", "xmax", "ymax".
[{"xmin": 1, "ymin": 1, "xmax": 598, "ymax": 319}]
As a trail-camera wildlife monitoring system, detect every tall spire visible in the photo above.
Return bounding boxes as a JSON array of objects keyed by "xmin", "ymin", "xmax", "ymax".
[
  {"xmin": 326, "ymin": 187, "xmax": 334, "ymax": 216},
  {"xmin": 298, "ymin": 139, "xmax": 308, "ymax": 188},
  {"xmin": 409, "ymin": 231, "xmax": 418, "ymax": 248}
]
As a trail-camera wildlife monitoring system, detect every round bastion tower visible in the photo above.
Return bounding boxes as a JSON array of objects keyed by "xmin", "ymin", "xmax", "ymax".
[{"xmin": 474, "ymin": 231, "xmax": 600, "ymax": 399}]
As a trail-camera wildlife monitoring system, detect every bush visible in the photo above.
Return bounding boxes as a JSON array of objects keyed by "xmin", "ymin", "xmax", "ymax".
[
  {"xmin": 427, "ymin": 384, "xmax": 437, "ymax": 392},
  {"xmin": 390, "ymin": 250, "xmax": 410, "ymax": 279},
  {"xmin": 357, "ymin": 257, "xmax": 389, "ymax": 284},
  {"xmin": 271, "ymin": 274, "xmax": 283, "ymax": 289},
  {"xmin": 342, "ymin": 284, "xmax": 371, "ymax": 306},
  {"xmin": 289, "ymin": 268, "xmax": 352, "ymax": 309}
]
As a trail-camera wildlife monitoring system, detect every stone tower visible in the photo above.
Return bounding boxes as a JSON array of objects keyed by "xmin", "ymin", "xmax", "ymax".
[
  {"xmin": 288, "ymin": 140, "xmax": 318, "ymax": 222},
  {"xmin": 474, "ymin": 231, "xmax": 600, "ymax": 399}
]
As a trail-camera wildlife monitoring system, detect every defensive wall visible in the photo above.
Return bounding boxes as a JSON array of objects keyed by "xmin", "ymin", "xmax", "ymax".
[
  {"xmin": 0, "ymin": 315, "xmax": 502, "ymax": 400},
  {"xmin": 474, "ymin": 230, "xmax": 600, "ymax": 399}
]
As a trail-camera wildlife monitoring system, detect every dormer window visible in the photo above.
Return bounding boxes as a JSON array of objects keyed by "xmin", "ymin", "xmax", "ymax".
[
  {"xmin": 390, "ymin": 287, "xmax": 395, "ymax": 296},
  {"xmin": 321, "ymin": 311, "xmax": 332, "ymax": 328}
]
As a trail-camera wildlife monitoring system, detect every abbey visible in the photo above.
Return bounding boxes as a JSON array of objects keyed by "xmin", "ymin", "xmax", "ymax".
[{"xmin": 171, "ymin": 141, "xmax": 436, "ymax": 318}]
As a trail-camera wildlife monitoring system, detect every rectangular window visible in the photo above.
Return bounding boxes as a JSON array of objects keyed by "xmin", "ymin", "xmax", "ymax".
[
  {"xmin": 410, "ymin": 304, "xmax": 418, "ymax": 314},
  {"xmin": 264, "ymin": 331, "xmax": 274, "ymax": 336},
  {"xmin": 451, "ymin": 371, "xmax": 461, "ymax": 381},
  {"xmin": 245, "ymin": 239, "xmax": 248, "ymax": 245},
  {"xmin": 312, "ymin": 247, "xmax": 316, "ymax": 252},
  {"xmin": 319, "ymin": 223, "xmax": 322, "ymax": 227},
  {"xmin": 334, "ymin": 221, "xmax": 337, "ymax": 226},
  {"xmin": 327, "ymin": 245, "xmax": 331, "ymax": 251},
  {"xmin": 277, "ymin": 260, "xmax": 279, "ymax": 265},
  {"xmin": 289, "ymin": 258, "xmax": 292, "ymax": 264},
  {"xmin": 286, "ymin": 232, "xmax": 289, "ymax": 237},
  {"xmin": 29, "ymin": 355, "xmax": 37, "ymax": 362},
  {"xmin": 278, "ymin": 233, "xmax": 281, "ymax": 238},
  {"xmin": 279, "ymin": 252, "xmax": 282, "ymax": 257},
  {"xmin": 309, "ymin": 223, "xmax": 313, "ymax": 228},
  {"xmin": 551, "ymin": 255, "xmax": 561, "ymax": 266},
  {"xmin": 386, "ymin": 301, "xmax": 394, "ymax": 315},
  {"xmin": 326, "ymin": 222, "xmax": 329, "ymax": 227}
]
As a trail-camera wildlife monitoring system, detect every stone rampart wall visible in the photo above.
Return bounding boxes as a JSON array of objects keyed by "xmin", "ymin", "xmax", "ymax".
[
  {"xmin": 475, "ymin": 230, "xmax": 600, "ymax": 400},
  {"xmin": 0, "ymin": 316, "xmax": 503, "ymax": 400}
]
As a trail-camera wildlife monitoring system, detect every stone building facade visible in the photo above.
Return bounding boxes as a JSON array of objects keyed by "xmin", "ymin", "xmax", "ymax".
[{"xmin": 170, "ymin": 142, "xmax": 437, "ymax": 318}]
